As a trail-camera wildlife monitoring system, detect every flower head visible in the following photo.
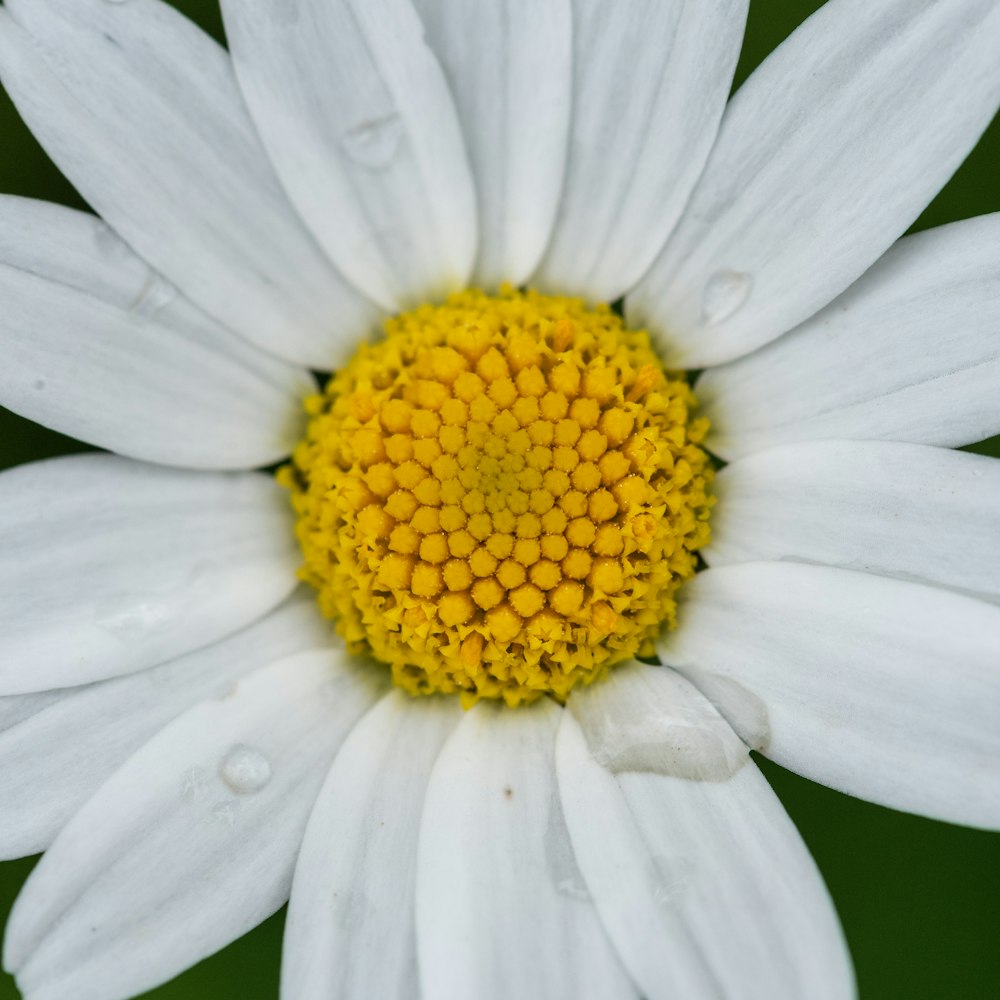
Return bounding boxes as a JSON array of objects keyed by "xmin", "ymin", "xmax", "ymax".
[{"xmin": 0, "ymin": 1, "xmax": 998, "ymax": 999}]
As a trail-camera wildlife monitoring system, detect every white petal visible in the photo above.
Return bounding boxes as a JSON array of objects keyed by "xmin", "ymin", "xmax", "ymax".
[
  {"xmin": 0, "ymin": 195, "xmax": 314, "ymax": 392},
  {"xmin": 0, "ymin": 196, "xmax": 314, "ymax": 469},
  {"xmin": 561, "ymin": 668, "xmax": 854, "ymax": 1000},
  {"xmin": 417, "ymin": 699, "xmax": 636, "ymax": 1000},
  {"xmin": 413, "ymin": 0, "xmax": 572, "ymax": 288},
  {"xmin": 627, "ymin": 0, "xmax": 1000, "ymax": 367},
  {"xmin": 220, "ymin": 0, "xmax": 477, "ymax": 311},
  {"xmin": 3, "ymin": 649, "xmax": 387, "ymax": 1000},
  {"xmin": 0, "ymin": 692, "xmax": 62, "ymax": 734},
  {"xmin": 0, "ymin": 454, "xmax": 298, "ymax": 695},
  {"xmin": 708, "ymin": 441, "xmax": 1000, "ymax": 605},
  {"xmin": 0, "ymin": 1, "xmax": 380, "ymax": 368},
  {"xmin": 662, "ymin": 563, "xmax": 1000, "ymax": 829},
  {"xmin": 0, "ymin": 591, "xmax": 330, "ymax": 861},
  {"xmin": 698, "ymin": 215, "xmax": 1000, "ymax": 458},
  {"xmin": 535, "ymin": 0, "xmax": 747, "ymax": 303},
  {"xmin": 283, "ymin": 691, "xmax": 459, "ymax": 999}
]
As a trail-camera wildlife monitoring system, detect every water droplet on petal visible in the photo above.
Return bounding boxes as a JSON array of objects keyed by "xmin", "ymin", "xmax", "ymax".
[
  {"xmin": 342, "ymin": 115, "xmax": 404, "ymax": 170},
  {"xmin": 701, "ymin": 270, "xmax": 753, "ymax": 325},
  {"xmin": 220, "ymin": 745, "xmax": 272, "ymax": 794}
]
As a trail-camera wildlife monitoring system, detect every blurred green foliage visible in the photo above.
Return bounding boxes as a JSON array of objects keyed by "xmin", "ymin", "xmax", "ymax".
[{"xmin": 1, "ymin": 1, "xmax": 998, "ymax": 998}]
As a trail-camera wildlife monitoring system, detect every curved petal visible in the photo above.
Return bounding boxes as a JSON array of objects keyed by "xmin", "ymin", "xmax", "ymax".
[
  {"xmin": 0, "ymin": 0, "xmax": 380, "ymax": 368},
  {"xmin": 566, "ymin": 662, "xmax": 747, "ymax": 780},
  {"xmin": 3, "ymin": 650, "xmax": 387, "ymax": 1000},
  {"xmin": 0, "ymin": 592, "xmax": 330, "ymax": 861},
  {"xmin": 283, "ymin": 691, "xmax": 459, "ymax": 999},
  {"xmin": 560, "ymin": 667, "xmax": 855, "ymax": 1000},
  {"xmin": 0, "ymin": 454, "xmax": 299, "ymax": 695},
  {"xmin": 662, "ymin": 563, "xmax": 1000, "ymax": 830},
  {"xmin": 412, "ymin": 0, "xmax": 572, "ymax": 288},
  {"xmin": 536, "ymin": 0, "xmax": 747, "ymax": 303},
  {"xmin": 708, "ymin": 441, "xmax": 1000, "ymax": 605},
  {"xmin": 221, "ymin": 0, "xmax": 477, "ymax": 311},
  {"xmin": 0, "ymin": 196, "xmax": 314, "ymax": 469},
  {"xmin": 627, "ymin": 0, "xmax": 1000, "ymax": 367},
  {"xmin": 417, "ymin": 699, "xmax": 637, "ymax": 1000},
  {"xmin": 698, "ymin": 215, "xmax": 1000, "ymax": 458}
]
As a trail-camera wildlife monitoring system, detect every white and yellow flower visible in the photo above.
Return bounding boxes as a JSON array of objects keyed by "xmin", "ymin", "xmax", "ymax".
[{"xmin": 0, "ymin": 1, "xmax": 998, "ymax": 998}]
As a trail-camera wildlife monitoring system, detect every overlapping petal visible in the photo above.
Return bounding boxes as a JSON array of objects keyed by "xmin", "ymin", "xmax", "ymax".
[
  {"xmin": 662, "ymin": 563, "xmax": 1000, "ymax": 830},
  {"xmin": 3, "ymin": 650, "xmax": 386, "ymax": 1000},
  {"xmin": 698, "ymin": 215, "xmax": 1000, "ymax": 457},
  {"xmin": 0, "ymin": 593, "xmax": 329, "ymax": 860},
  {"xmin": 536, "ymin": 0, "xmax": 747, "ymax": 303},
  {"xmin": 283, "ymin": 691, "xmax": 459, "ymax": 999},
  {"xmin": 561, "ymin": 666, "xmax": 855, "ymax": 1000},
  {"xmin": 0, "ymin": 0, "xmax": 380, "ymax": 368},
  {"xmin": 417, "ymin": 699, "xmax": 637, "ymax": 1000},
  {"xmin": 628, "ymin": 0, "xmax": 1000, "ymax": 367},
  {"xmin": 0, "ymin": 197, "xmax": 314, "ymax": 469},
  {"xmin": 0, "ymin": 455, "xmax": 298, "ymax": 695},
  {"xmin": 708, "ymin": 441, "xmax": 1000, "ymax": 604},
  {"xmin": 413, "ymin": 0, "xmax": 572, "ymax": 288},
  {"xmin": 221, "ymin": 0, "xmax": 477, "ymax": 311}
]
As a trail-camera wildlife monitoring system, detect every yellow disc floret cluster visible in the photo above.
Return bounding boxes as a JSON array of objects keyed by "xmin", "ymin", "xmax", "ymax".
[{"xmin": 281, "ymin": 288, "xmax": 713, "ymax": 707}]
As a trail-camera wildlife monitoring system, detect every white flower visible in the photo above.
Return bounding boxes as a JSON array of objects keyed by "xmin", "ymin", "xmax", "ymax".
[{"xmin": 0, "ymin": 1, "xmax": 998, "ymax": 999}]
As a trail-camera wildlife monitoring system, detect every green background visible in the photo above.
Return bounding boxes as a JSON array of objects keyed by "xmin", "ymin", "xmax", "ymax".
[{"xmin": 1, "ymin": 1, "xmax": 998, "ymax": 997}]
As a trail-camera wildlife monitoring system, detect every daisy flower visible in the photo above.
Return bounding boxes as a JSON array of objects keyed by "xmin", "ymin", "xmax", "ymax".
[{"xmin": 0, "ymin": 0, "xmax": 999, "ymax": 998}]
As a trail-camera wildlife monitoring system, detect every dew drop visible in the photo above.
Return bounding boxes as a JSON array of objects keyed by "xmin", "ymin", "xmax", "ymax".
[
  {"xmin": 342, "ymin": 115, "xmax": 404, "ymax": 170},
  {"xmin": 701, "ymin": 270, "xmax": 753, "ymax": 325},
  {"xmin": 219, "ymin": 745, "xmax": 272, "ymax": 794}
]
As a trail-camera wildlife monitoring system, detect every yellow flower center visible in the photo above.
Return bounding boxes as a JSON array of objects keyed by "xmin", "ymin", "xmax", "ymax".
[{"xmin": 281, "ymin": 288, "xmax": 713, "ymax": 707}]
